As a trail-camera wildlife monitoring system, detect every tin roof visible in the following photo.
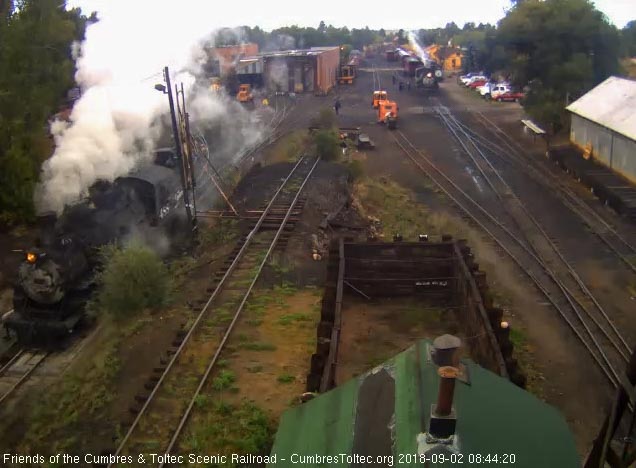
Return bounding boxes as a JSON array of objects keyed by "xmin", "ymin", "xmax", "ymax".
[
  {"xmin": 269, "ymin": 340, "xmax": 580, "ymax": 467},
  {"xmin": 259, "ymin": 47, "xmax": 339, "ymax": 59},
  {"xmin": 566, "ymin": 76, "xmax": 636, "ymax": 141}
]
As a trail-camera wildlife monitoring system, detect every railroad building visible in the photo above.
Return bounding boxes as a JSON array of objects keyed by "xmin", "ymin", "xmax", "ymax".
[
  {"xmin": 426, "ymin": 44, "xmax": 463, "ymax": 74},
  {"xmin": 260, "ymin": 47, "xmax": 340, "ymax": 94},
  {"xmin": 566, "ymin": 76, "xmax": 636, "ymax": 184}
]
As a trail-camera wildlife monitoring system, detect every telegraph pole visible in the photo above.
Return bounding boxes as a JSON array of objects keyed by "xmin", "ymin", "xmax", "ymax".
[{"xmin": 162, "ymin": 66, "xmax": 195, "ymax": 232}]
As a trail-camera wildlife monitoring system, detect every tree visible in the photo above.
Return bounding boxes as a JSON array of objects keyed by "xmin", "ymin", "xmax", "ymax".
[
  {"xmin": 0, "ymin": 0, "xmax": 86, "ymax": 224},
  {"xmin": 496, "ymin": 0, "xmax": 620, "ymax": 131},
  {"xmin": 622, "ymin": 20, "xmax": 636, "ymax": 57}
]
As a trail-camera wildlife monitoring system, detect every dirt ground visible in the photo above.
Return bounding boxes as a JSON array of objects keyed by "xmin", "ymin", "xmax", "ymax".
[{"xmin": 337, "ymin": 296, "xmax": 460, "ymax": 383}]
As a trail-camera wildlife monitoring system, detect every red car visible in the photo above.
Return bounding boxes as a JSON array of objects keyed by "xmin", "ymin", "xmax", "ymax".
[
  {"xmin": 467, "ymin": 79, "xmax": 488, "ymax": 89},
  {"xmin": 495, "ymin": 91, "xmax": 525, "ymax": 102}
]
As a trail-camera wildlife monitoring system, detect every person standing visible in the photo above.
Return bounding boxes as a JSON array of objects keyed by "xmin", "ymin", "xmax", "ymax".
[{"xmin": 334, "ymin": 98, "xmax": 341, "ymax": 115}]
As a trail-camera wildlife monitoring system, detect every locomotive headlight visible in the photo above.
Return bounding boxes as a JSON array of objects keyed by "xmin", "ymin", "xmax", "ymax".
[{"xmin": 26, "ymin": 252, "xmax": 37, "ymax": 264}]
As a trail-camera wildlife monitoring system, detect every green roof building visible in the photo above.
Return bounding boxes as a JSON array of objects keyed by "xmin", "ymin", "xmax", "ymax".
[{"xmin": 269, "ymin": 338, "xmax": 579, "ymax": 467}]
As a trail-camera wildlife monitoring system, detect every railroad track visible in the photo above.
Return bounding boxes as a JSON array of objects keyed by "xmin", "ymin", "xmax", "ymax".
[
  {"xmin": 109, "ymin": 155, "xmax": 319, "ymax": 467},
  {"xmin": 391, "ymin": 125, "xmax": 630, "ymax": 389},
  {"xmin": 0, "ymin": 349, "xmax": 48, "ymax": 405},
  {"xmin": 467, "ymin": 110, "xmax": 636, "ymax": 275},
  {"xmin": 372, "ymin": 64, "xmax": 382, "ymax": 91}
]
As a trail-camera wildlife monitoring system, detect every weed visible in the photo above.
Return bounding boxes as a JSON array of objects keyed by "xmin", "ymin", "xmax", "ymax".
[
  {"xmin": 277, "ymin": 373, "xmax": 296, "ymax": 384},
  {"xmin": 236, "ymin": 333, "xmax": 249, "ymax": 342},
  {"xmin": 240, "ymin": 342, "xmax": 277, "ymax": 351},
  {"xmin": 195, "ymin": 394, "xmax": 210, "ymax": 408},
  {"xmin": 277, "ymin": 313, "xmax": 311, "ymax": 325},
  {"xmin": 509, "ymin": 327, "xmax": 526, "ymax": 347},
  {"xmin": 200, "ymin": 219, "xmax": 239, "ymax": 245},
  {"xmin": 247, "ymin": 365, "xmax": 263, "ymax": 373},
  {"xmin": 314, "ymin": 128, "xmax": 340, "ymax": 161},
  {"xmin": 212, "ymin": 370, "xmax": 236, "ymax": 391}
]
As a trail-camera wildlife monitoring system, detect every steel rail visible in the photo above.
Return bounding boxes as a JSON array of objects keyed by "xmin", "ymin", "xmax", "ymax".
[
  {"xmin": 159, "ymin": 156, "xmax": 320, "ymax": 465},
  {"xmin": 0, "ymin": 348, "xmax": 23, "ymax": 376},
  {"xmin": 440, "ymin": 110, "xmax": 631, "ymax": 358},
  {"xmin": 0, "ymin": 351, "xmax": 48, "ymax": 405},
  {"xmin": 391, "ymin": 130, "xmax": 620, "ymax": 387},
  {"xmin": 108, "ymin": 155, "xmax": 310, "ymax": 466},
  {"xmin": 449, "ymin": 113, "xmax": 636, "ymax": 276},
  {"xmin": 473, "ymin": 110, "xmax": 636, "ymax": 275},
  {"xmin": 437, "ymin": 110, "xmax": 629, "ymax": 382}
]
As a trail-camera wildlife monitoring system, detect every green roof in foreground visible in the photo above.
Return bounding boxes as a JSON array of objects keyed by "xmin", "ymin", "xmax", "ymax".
[{"xmin": 269, "ymin": 340, "xmax": 579, "ymax": 468}]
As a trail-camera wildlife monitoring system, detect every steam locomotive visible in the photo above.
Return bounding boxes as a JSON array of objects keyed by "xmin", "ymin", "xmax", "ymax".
[
  {"xmin": 415, "ymin": 61, "xmax": 443, "ymax": 92},
  {"xmin": 4, "ymin": 150, "xmax": 185, "ymax": 345}
]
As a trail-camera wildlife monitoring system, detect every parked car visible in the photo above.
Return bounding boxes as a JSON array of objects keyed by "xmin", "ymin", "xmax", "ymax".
[
  {"xmin": 467, "ymin": 79, "xmax": 488, "ymax": 89},
  {"xmin": 464, "ymin": 75, "xmax": 488, "ymax": 86},
  {"xmin": 488, "ymin": 83, "xmax": 511, "ymax": 100},
  {"xmin": 459, "ymin": 72, "xmax": 477, "ymax": 85},
  {"xmin": 494, "ymin": 90, "xmax": 525, "ymax": 102},
  {"xmin": 459, "ymin": 72, "xmax": 486, "ymax": 85},
  {"xmin": 479, "ymin": 82, "xmax": 494, "ymax": 98}
]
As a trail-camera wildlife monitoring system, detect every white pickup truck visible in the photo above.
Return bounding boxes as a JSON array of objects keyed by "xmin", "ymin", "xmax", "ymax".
[{"xmin": 480, "ymin": 83, "xmax": 511, "ymax": 100}]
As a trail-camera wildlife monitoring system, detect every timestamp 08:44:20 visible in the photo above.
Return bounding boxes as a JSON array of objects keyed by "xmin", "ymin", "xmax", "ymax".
[{"xmin": 398, "ymin": 453, "xmax": 517, "ymax": 464}]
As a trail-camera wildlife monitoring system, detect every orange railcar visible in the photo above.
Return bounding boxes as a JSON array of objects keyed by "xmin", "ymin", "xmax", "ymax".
[
  {"xmin": 372, "ymin": 90, "xmax": 388, "ymax": 108},
  {"xmin": 378, "ymin": 100, "xmax": 398, "ymax": 129}
]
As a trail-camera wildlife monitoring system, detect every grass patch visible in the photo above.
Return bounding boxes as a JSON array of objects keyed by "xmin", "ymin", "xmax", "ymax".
[
  {"xmin": 239, "ymin": 342, "xmax": 277, "ymax": 351},
  {"xmin": 277, "ymin": 373, "xmax": 296, "ymax": 384},
  {"xmin": 508, "ymin": 326, "xmax": 543, "ymax": 397},
  {"xmin": 182, "ymin": 401, "xmax": 274, "ymax": 457},
  {"xmin": 247, "ymin": 365, "xmax": 263, "ymax": 373},
  {"xmin": 264, "ymin": 130, "xmax": 308, "ymax": 164},
  {"xmin": 277, "ymin": 313, "xmax": 312, "ymax": 326},
  {"xmin": 200, "ymin": 218, "xmax": 239, "ymax": 246},
  {"xmin": 9, "ymin": 317, "xmax": 126, "ymax": 453},
  {"xmin": 353, "ymin": 177, "xmax": 457, "ymax": 241}
]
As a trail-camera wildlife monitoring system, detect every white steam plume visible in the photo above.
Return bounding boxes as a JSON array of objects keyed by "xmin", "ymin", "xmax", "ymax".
[
  {"xmin": 37, "ymin": 1, "xmax": 263, "ymax": 214},
  {"xmin": 407, "ymin": 30, "xmax": 430, "ymax": 63}
]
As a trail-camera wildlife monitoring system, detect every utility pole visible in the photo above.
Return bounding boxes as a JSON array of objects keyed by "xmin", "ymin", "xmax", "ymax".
[{"xmin": 160, "ymin": 66, "xmax": 195, "ymax": 234}]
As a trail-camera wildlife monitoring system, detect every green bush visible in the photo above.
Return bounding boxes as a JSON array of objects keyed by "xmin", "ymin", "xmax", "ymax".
[
  {"xmin": 314, "ymin": 129, "xmax": 340, "ymax": 161},
  {"xmin": 311, "ymin": 107, "xmax": 337, "ymax": 129},
  {"xmin": 96, "ymin": 243, "xmax": 171, "ymax": 318}
]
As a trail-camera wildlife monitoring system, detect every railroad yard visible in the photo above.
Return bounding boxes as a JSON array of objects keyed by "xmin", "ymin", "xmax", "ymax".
[{"xmin": 1, "ymin": 5, "xmax": 636, "ymax": 467}]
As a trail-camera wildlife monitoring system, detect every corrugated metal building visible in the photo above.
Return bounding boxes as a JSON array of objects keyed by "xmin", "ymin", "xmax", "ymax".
[
  {"xmin": 262, "ymin": 47, "xmax": 340, "ymax": 94},
  {"xmin": 566, "ymin": 76, "xmax": 636, "ymax": 184},
  {"xmin": 269, "ymin": 339, "xmax": 580, "ymax": 467}
]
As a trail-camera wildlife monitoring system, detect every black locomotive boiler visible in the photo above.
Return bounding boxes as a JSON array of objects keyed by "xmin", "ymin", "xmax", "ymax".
[
  {"xmin": 415, "ymin": 61, "xmax": 443, "ymax": 92},
  {"xmin": 5, "ymin": 151, "xmax": 185, "ymax": 345}
]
